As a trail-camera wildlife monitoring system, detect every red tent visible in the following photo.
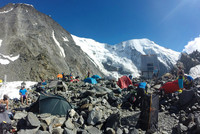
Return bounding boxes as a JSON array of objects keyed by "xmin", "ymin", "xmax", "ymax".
[
  {"xmin": 117, "ymin": 76, "xmax": 132, "ymax": 89},
  {"xmin": 159, "ymin": 80, "xmax": 180, "ymax": 94}
]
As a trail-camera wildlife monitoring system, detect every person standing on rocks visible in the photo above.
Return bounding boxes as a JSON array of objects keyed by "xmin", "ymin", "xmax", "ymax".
[
  {"xmin": 177, "ymin": 66, "xmax": 184, "ymax": 91},
  {"xmin": 152, "ymin": 66, "xmax": 159, "ymax": 80},
  {"xmin": 135, "ymin": 82, "xmax": 148, "ymax": 109},
  {"xmin": 129, "ymin": 74, "xmax": 133, "ymax": 81},
  {"xmin": 19, "ymin": 86, "xmax": 28, "ymax": 105},
  {"xmin": 87, "ymin": 70, "xmax": 90, "ymax": 78}
]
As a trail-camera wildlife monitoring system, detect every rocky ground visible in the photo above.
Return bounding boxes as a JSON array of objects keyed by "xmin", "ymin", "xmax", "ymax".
[{"xmin": 2, "ymin": 76, "xmax": 200, "ymax": 134}]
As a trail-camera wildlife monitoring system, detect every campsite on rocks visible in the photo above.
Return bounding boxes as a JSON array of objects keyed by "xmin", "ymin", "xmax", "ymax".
[{"xmin": 0, "ymin": 2, "xmax": 200, "ymax": 134}]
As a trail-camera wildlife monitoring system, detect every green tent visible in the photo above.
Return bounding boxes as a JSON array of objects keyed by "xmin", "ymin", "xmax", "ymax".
[{"xmin": 28, "ymin": 93, "xmax": 72, "ymax": 115}]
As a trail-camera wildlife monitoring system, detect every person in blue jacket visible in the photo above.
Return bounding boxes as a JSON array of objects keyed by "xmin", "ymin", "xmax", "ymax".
[
  {"xmin": 19, "ymin": 86, "xmax": 28, "ymax": 105},
  {"xmin": 135, "ymin": 82, "xmax": 148, "ymax": 109}
]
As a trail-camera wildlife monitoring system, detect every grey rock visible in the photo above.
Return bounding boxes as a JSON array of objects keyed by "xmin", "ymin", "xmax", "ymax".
[
  {"xmin": 188, "ymin": 121, "xmax": 196, "ymax": 130},
  {"xmin": 41, "ymin": 116, "xmax": 55, "ymax": 126},
  {"xmin": 179, "ymin": 52, "xmax": 200, "ymax": 73},
  {"xmin": 87, "ymin": 109, "xmax": 102, "ymax": 125},
  {"xmin": 129, "ymin": 127, "xmax": 138, "ymax": 134},
  {"xmin": 78, "ymin": 115, "xmax": 84, "ymax": 125},
  {"xmin": 196, "ymin": 116, "xmax": 200, "ymax": 132},
  {"xmin": 64, "ymin": 118, "xmax": 75, "ymax": 130},
  {"xmin": 27, "ymin": 112, "xmax": 40, "ymax": 127},
  {"xmin": 13, "ymin": 111, "xmax": 27, "ymax": 120},
  {"xmin": 106, "ymin": 127, "xmax": 115, "ymax": 134},
  {"xmin": 177, "ymin": 123, "xmax": 188, "ymax": 133},
  {"xmin": 63, "ymin": 127, "xmax": 77, "ymax": 134},
  {"xmin": 161, "ymin": 131, "xmax": 168, "ymax": 134},
  {"xmin": 116, "ymin": 128, "xmax": 123, "ymax": 134},
  {"xmin": 36, "ymin": 130, "xmax": 50, "ymax": 134},
  {"xmin": 191, "ymin": 106, "xmax": 197, "ymax": 111},
  {"xmin": 104, "ymin": 113, "xmax": 121, "ymax": 130},
  {"xmin": 51, "ymin": 117, "xmax": 66, "ymax": 128},
  {"xmin": 123, "ymin": 127, "xmax": 129, "ymax": 134},
  {"xmin": 86, "ymin": 126, "xmax": 102, "ymax": 134},
  {"xmin": 52, "ymin": 127, "xmax": 64, "ymax": 134},
  {"xmin": 40, "ymin": 122, "xmax": 48, "ymax": 131},
  {"xmin": 17, "ymin": 127, "xmax": 39, "ymax": 134},
  {"xmin": 69, "ymin": 109, "xmax": 76, "ymax": 118}
]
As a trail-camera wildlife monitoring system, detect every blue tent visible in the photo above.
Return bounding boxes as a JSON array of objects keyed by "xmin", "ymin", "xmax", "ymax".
[
  {"xmin": 91, "ymin": 75, "xmax": 101, "ymax": 80},
  {"xmin": 84, "ymin": 77, "xmax": 97, "ymax": 84}
]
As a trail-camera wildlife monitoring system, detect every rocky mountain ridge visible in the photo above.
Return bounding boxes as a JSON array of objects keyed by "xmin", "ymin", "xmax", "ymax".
[{"xmin": 0, "ymin": 3, "xmax": 103, "ymax": 81}]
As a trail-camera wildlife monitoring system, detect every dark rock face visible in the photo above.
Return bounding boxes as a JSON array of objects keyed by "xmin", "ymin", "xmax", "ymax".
[
  {"xmin": 178, "ymin": 51, "xmax": 200, "ymax": 74},
  {"xmin": 0, "ymin": 3, "xmax": 103, "ymax": 81}
]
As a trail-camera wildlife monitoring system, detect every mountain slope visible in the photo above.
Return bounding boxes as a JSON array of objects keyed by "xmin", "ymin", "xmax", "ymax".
[
  {"xmin": 0, "ymin": 3, "xmax": 103, "ymax": 81},
  {"xmin": 72, "ymin": 35, "xmax": 180, "ymax": 78}
]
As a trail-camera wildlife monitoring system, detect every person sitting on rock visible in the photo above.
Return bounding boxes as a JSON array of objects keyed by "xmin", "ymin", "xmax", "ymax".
[
  {"xmin": 184, "ymin": 75, "xmax": 194, "ymax": 89},
  {"xmin": 19, "ymin": 86, "xmax": 28, "ymax": 105},
  {"xmin": 0, "ymin": 94, "xmax": 9, "ymax": 110}
]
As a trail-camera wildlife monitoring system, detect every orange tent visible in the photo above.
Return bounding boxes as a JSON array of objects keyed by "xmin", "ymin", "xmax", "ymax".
[
  {"xmin": 57, "ymin": 74, "xmax": 63, "ymax": 79},
  {"xmin": 117, "ymin": 76, "xmax": 132, "ymax": 89}
]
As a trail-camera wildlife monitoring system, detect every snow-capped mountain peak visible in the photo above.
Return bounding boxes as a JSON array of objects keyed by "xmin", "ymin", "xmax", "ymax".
[{"xmin": 72, "ymin": 35, "xmax": 180, "ymax": 79}]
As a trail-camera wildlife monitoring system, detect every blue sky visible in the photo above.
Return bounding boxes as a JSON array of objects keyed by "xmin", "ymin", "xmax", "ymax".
[{"xmin": 0, "ymin": 0, "xmax": 200, "ymax": 52}]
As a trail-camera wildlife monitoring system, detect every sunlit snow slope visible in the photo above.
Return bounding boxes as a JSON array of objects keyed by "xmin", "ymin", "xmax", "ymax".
[{"xmin": 72, "ymin": 35, "xmax": 180, "ymax": 78}]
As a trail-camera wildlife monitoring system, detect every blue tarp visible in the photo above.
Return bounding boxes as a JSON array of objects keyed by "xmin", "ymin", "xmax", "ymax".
[
  {"xmin": 84, "ymin": 77, "xmax": 97, "ymax": 84},
  {"xmin": 91, "ymin": 75, "xmax": 101, "ymax": 80}
]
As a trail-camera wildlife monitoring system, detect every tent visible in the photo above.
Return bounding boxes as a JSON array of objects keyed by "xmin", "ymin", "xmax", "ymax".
[
  {"xmin": 117, "ymin": 76, "xmax": 132, "ymax": 89},
  {"xmin": 84, "ymin": 77, "xmax": 97, "ymax": 84},
  {"xmin": 57, "ymin": 74, "xmax": 63, "ymax": 79},
  {"xmin": 28, "ymin": 93, "xmax": 72, "ymax": 115},
  {"xmin": 48, "ymin": 80, "xmax": 68, "ymax": 93},
  {"xmin": 0, "ymin": 80, "xmax": 2, "ymax": 87},
  {"xmin": 159, "ymin": 80, "xmax": 179, "ymax": 94},
  {"xmin": 91, "ymin": 75, "xmax": 101, "ymax": 80}
]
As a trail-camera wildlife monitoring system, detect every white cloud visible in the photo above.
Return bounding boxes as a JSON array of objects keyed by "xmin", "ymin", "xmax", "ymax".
[{"xmin": 183, "ymin": 36, "xmax": 200, "ymax": 54}]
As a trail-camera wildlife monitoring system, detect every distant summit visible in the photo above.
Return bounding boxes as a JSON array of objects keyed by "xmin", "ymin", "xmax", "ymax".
[
  {"xmin": 0, "ymin": 3, "xmax": 103, "ymax": 81},
  {"xmin": 72, "ymin": 35, "xmax": 180, "ymax": 78}
]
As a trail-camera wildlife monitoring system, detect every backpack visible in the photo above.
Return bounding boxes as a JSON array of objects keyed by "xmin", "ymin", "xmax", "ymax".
[
  {"xmin": 0, "ymin": 104, "xmax": 6, "ymax": 113},
  {"xmin": 0, "ymin": 121, "xmax": 12, "ymax": 133},
  {"xmin": 128, "ymin": 91, "xmax": 137, "ymax": 104}
]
